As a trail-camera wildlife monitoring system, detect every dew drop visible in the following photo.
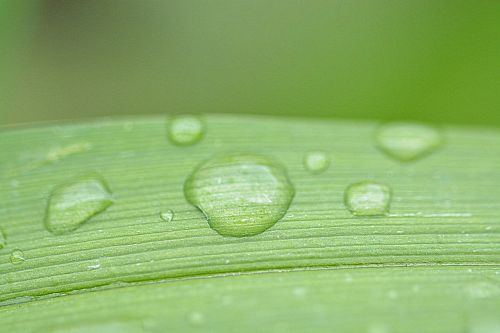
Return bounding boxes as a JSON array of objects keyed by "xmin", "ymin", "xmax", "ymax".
[
  {"xmin": 0, "ymin": 229, "xmax": 5, "ymax": 249},
  {"xmin": 375, "ymin": 122, "xmax": 443, "ymax": 161},
  {"xmin": 304, "ymin": 151, "xmax": 330, "ymax": 174},
  {"xmin": 10, "ymin": 249, "xmax": 26, "ymax": 265},
  {"xmin": 345, "ymin": 181, "xmax": 392, "ymax": 216},
  {"xmin": 87, "ymin": 260, "xmax": 101, "ymax": 270},
  {"xmin": 167, "ymin": 115, "xmax": 204, "ymax": 146},
  {"xmin": 45, "ymin": 175, "xmax": 113, "ymax": 235},
  {"xmin": 160, "ymin": 209, "xmax": 174, "ymax": 222},
  {"xmin": 184, "ymin": 153, "xmax": 295, "ymax": 237}
]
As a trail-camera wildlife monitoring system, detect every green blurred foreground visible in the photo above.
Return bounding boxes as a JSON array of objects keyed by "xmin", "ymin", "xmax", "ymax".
[{"xmin": 0, "ymin": 1, "xmax": 499, "ymax": 126}]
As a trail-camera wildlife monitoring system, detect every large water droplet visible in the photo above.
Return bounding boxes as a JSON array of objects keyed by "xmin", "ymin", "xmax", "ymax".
[
  {"xmin": 160, "ymin": 209, "xmax": 174, "ymax": 222},
  {"xmin": 167, "ymin": 115, "xmax": 204, "ymax": 146},
  {"xmin": 304, "ymin": 151, "xmax": 330, "ymax": 174},
  {"xmin": 0, "ymin": 229, "xmax": 5, "ymax": 249},
  {"xmin": 45, "ymin": 176, "xmax": 113, "ymax": 235},
  {"xmin": 375, "ymin": 122, "xmax": 443, "ymax": 161},
  {"xmin": 345, "ymin": 181, "xmax": 392, "ymax": 216},
  {"xmin": 10, "ymin": 249, "xmax": 26, "ymax": 265},
  {"xmin": 184, "ymin": 153, "xmax": 295, "ymax": 237}
]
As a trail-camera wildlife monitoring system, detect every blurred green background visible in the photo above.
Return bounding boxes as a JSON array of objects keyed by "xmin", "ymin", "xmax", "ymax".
[{"xmin": 1, "ymin": 1, "xmax": 499, "ymax": 126}]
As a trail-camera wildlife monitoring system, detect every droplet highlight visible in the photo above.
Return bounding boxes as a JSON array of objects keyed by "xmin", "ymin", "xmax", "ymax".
[
  {"xmin": 184, "ymin": 153, "xmax": 295, "ymax": 237},
  {"xmin": 345, "ymin": 181, "xmax": 392, "ymax": 216},
  {"xmin": 87, "ymin": 260, "xmax": 101, "ymax": 270},
  {"xmin": 167, "ymin": 115, "xmax": 204, "ymax": 146},
  {"xmin": 45, "ymin": 175, "xmax": 113, "ymax": 235},
  {"xmin": 375, "ymin": 122, "xmax": 443, "ymax": 161},
  {"xmin": 10, "ymin": 249, "xmax": 26, "ymax": 265},
  {"xmin": 160, "ymin": 209, "xmax": 174, "ymax": 222},
  {"xmin": 304, "ymin": 151, "xmax": 330, "ymax": 174}
]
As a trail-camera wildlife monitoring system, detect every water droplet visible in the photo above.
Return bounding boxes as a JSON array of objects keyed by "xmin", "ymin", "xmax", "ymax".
[
  {"xmin": 45, "ymin": 176, "xmax": 113, "ymax": 235},
  {"xmin": 0, "ymin": 229, "xmax": 6, "ymax": 249},
  {"xmin": 304, "ymin": 151, "xmax": 330, "ymax": 174},
  {"xmin": 87, "ymin": 260, "xmax": 101, "ymax": 270},
  {"xmin": 160, "ymin": 209, "xmax": 174, "ymax": 222},
  {"xmin": 184, "ymin": 153, "xmax": 295, "ymax": 237},
  {"xmin": 345, "ymin": 182, "xmax": 392, "ymax": 216},
  {"xmin": 167, "ymin": 115, "xmax": 204, "ymax": 146},
  {"xmin": 10, "ymin": 249, "xmax": 26, "ymax": 265},
  {"xmin": 375, "ymin": 122, "xmax": 443, "ymax": 161}
]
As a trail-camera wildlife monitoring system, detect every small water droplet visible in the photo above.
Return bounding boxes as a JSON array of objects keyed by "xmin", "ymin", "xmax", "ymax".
[
  {"xmin": 10, "ymin": 249, "xmax": 26, "ymax": 265},
  {"xmin": 184, "ymin": 153, "xmax": 295, "ymax": 237},
  {"xmin": 375, "ymin": 122, "xmax": 443, "ymax": 161},
  {"xmin": 304, "ymin": 151, "xmax": 330, "ymax": 174},
  {"xmin": 87, "ymin": 260, "xmax": 101, "ymax": 270},
  {"xmin": 45, "ymin": 175, "xmax": 113, "ymax": 235},
  {"xmin": 345, "ymin": 182, "xmax": 392, "ymax": 216},
  {"xmin": 160, "ymin": 209, "xmax": 174, "ymax": 222},
  {"xmin": 167, "ymin": 115, "xmax": 204, "ymax": 146},
  {"xmin": 0, "ymin": 229, "xmax": 6, "ymax": 249}
]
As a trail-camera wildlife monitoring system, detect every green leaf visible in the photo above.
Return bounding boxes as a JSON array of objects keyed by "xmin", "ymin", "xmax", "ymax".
[{"xmin": 0, "ymin": 115, "xmax": 498, "ymax": 332}]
